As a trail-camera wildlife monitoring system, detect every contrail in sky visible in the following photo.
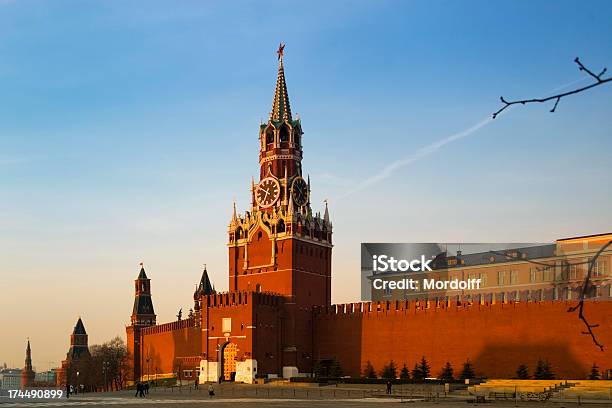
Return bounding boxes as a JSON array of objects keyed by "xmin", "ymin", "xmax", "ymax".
[
  {"xmin": 333, "ymin": 75, "xmax": 591, "ymax": 202},
  {"xmin": 335, "ymin": 116, "xmax": 493, "ymax": 201}
]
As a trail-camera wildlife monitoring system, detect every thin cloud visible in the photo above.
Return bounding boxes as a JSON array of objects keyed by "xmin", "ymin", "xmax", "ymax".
[
  {"xmin": 0, "ymin": 157, "xmax": 30, "ymax": 166},
  {"xmin": 332, "ymin": 76, "xmax": 595, "ymax": 203},
  {"xmin": 549, "ymin": 76, "xmax": 590, "ymax": 93},
  {"xmin": 335, "ymin": 116, "xmax": 493, "ymax": 201}
]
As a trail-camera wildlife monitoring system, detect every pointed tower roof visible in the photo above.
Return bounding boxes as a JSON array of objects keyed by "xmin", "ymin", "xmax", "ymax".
[
  {"xmin": 323, "ymin": 200, "xmax": 330, "ymax": 224},
  {"xmin": 73, "ymin": 317, "xmax": 87, "ymax": 335},
  {"xmin": 269, "ymin": 43, "xmax": 292, "ymax": 123},
  {"xmin": 196, "ymin": 265, "xmax": 214, "ymax": 296},
  {"xmin": 22, "ymin": 338, "xmax": 34, "ymax": 386},
  {"xmin": 138, "ymin": 263, "xmax": 148, "ymax": 279},
  {"xmin": 231, "ymin": 201, "xmax": 238, "ymax": 223},
  {"xmin": 24, "ymin": 339, "xmax": 32, "ymax": 369}
]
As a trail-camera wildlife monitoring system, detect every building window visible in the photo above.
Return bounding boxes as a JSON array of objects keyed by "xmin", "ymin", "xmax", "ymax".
[
  {"xmin": 569, "ymin": 264, "xmax": 578, "ymax": 280},
  {"xmin": 265, "ymin": 129, "xmax": 274, "ymax": 145},
  {"xmin": 543, "ymin": 266, "xmax": 554, "ymax": 282},
  {"xmin": 497, "ymin": 271, "xmax": 506, "ymax": 286},
  {"xmin": 529, "ymin": 268, "xmax": 537, "ymax": 283},
  {"xmin": 592, "ymin": 260, "xmax": 607, "ymax": 277},
  {"xmin": 222, "ymin": 318, "xmax": 232, "ymax": 333},
  {"xmin": 510, "ymin": 270, "xmax": 518, "ymax": 285},
  {"xmin": 479, "ymin": 273, "xmax": 487, "ymax": 287}
]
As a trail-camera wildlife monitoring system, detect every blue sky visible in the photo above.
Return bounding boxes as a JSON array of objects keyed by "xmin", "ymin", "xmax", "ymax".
[{"xmin": 1, "ymin": 0, "xmax": 611, "ymax": 368}]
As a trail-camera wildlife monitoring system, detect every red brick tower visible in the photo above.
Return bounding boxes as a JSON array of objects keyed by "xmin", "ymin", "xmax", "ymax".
[
  {"xmin": 56, "ymin": 318, "xmax": 92, "ymax": 387},
  {"xmin": 21, "ymin": 339, "xmax": 35, "ymax": 389},
  {"xmin": 228, "ymin": 44, "xmax": 333, "ymax": 307},
  {"xmin": 126, "ymin": 264, "xmax": 156, "ymax": 381}
]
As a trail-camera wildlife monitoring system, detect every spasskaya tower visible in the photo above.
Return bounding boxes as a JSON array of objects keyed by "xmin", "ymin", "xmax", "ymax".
[{"xmin": 228, "ymin": 44, "xmax": 332, "ymax": 306}]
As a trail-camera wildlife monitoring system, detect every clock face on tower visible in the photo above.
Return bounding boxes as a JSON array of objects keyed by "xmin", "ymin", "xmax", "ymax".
[
  {"xmin": 256, "ymin": 177, "xmax": 280, "ymax": 208},
  {"xmin": 291, "ymin": 176, "xmax": 308, "ymax": 206}
]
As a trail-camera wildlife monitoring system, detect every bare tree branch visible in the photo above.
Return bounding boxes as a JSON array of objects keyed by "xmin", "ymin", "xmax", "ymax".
[
  {"xmin": 489, "ymin": 241, "xmax": 611, "ymax": 351},
  {"xmin": 567, "ymin": 240, "xmax": 612, "ymax": 352},
  {"xmin": 493, "ymin": 58, "xmax": 611, "ymax": 118}
]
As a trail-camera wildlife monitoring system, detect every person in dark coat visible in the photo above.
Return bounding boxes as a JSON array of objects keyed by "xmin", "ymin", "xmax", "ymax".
[
  {"xmin": 134, "ymin": 382, "xmax": 140, "ymax": 397},
  {"xmin": 386, "ymin": 380, "xmax": 392, "ymax": 395}
]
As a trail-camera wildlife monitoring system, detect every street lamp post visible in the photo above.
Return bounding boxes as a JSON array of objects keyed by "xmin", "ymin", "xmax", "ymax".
[
  {"xmin": 76, "ymin": 371, "xmax": 80, "ymax": 395},
  {"xmin": 102, "ymin": 361, "xmax": 109, "ymax": 392}
]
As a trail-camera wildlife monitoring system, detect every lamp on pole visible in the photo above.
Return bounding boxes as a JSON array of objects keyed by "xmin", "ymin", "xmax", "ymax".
[
  {"xmin": 76, "ymin": 371, "xmax": 80, "ymax": 395},
  {"xmin": 102, "ymin": 361, "xmax": 109, "ymax": 392}
]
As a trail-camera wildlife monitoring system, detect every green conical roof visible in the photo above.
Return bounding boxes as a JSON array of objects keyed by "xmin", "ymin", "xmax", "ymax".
[{"xmin": 269, "ymin": 57, "xmax": 292, "ymax": 123}]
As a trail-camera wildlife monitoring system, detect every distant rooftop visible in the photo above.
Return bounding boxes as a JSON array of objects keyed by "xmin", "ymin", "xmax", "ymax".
[{"xmin": 556, "ymin": 232, "xmax": 612, "ymax": 242}]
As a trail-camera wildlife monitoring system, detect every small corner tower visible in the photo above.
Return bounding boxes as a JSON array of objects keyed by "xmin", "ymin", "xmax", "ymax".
[
  {"xmin": 68, "ymin": 318, "xmax": 90, "ymax": 360},
  {"xmin": 131, "ymin": 263, "xmax": 156, "ymax": 326},
  {"xmin": 127, "ymin": 263, "xmax": 156, "ymax": 382},
  {"xmin": 21, "ymin": 339, "xmax": 35, "ymax": 389},
  {"xmin": 56, "ymin": 317, "xmax": 92, "ymax": 387}
]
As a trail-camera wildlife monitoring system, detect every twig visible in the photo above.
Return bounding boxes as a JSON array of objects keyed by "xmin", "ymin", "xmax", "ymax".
[
  {"xmin": 488, "ymin": 242, "xmax": 611, "ymax": 351},
  {"xmin": 567, "ymin": 240, "xmax": 612, "ymax": 351},
  {"xmin": 493, "ymin": 58, "xmax": 611, "ymax": 118}
]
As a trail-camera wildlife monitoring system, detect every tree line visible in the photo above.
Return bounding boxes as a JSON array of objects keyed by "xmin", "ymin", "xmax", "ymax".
[
  {"xmin": 314, "ymin": 357, "xmax": 607, "ymax": 381},
  {"xmin": 65, "ymin": 337, "xmax": 132, "ymax": 392}
]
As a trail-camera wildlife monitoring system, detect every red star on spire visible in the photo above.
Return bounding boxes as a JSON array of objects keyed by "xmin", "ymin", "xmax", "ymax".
[{"xmin": 277, "ymin": 42, "xmax": 285, "ymax": 61}]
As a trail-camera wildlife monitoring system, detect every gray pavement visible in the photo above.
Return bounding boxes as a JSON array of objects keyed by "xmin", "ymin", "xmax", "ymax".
[{"xmin": 1, "ymin": 388, "xmax": 611, "ymax": 407}]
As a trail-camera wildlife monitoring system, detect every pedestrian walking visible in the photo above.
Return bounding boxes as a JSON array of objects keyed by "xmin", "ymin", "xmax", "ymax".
[
  {"xmin": 134, "ymin": 382, "xmax": 140, "ymax": 397},
  {"xmin": 386, "ymin": 380, "xmax": 392, "ymax": 395},
  {"xmin": 208, "ymin": 384, "xmax": 215, "ymax": 398},
  {"xmin": 194, "ymin": 375, "xmax": 199, "ymax": 390}
]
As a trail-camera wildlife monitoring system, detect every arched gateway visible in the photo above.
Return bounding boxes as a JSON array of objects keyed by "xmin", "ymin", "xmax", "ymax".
[{"xmin": 220, "ymin": 342, "xmax": 237, "ymax": 381}]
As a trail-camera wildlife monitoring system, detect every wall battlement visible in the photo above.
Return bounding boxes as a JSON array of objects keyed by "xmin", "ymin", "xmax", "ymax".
[
  {"xmin": 313, "ymin": 297, "xmax": 602, "ymax": 318},
  {"xmin": 203, "ymin": 290, "xmax": 284, "ymax": 308},
  {"xmin": 141, "ymin": 317, "xmax": 196, "ymax": 335}
]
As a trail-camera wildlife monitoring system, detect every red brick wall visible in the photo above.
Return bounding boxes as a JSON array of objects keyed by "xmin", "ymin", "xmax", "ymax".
[
  {"xmin": 314, "ymin": 300, "xmax": 612, "ymax": 379},
  {"xmin": 139, "ymin": 319, "xmax": 202, "ymax": 377}
]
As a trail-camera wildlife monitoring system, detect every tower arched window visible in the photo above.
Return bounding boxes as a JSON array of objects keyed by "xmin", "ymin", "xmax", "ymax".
[
  {"xmin": 265, "ymin": 128, "xmax": 274, "ymax": 145},
  {"xmin": 279, "ymin": 125, "xmax": 289, "ymax": 143},
  {"xmin": 277, "ymin": 219, "xmax": 285, "ymax": 233}
]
